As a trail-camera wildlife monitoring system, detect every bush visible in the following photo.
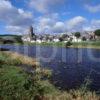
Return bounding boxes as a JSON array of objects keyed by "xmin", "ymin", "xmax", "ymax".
[{"xmin": 66, "ymin": 41, "xmax": 72, "ymax": 47}]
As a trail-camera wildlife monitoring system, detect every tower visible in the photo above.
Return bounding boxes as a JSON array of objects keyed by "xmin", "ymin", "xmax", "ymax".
[{"xmin": 29, "ymin": 26, "xmax": 35, "ymax": 40}]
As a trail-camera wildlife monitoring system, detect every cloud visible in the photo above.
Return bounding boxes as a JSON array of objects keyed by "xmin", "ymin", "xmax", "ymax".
[
  {"xmin": 1, "ymin": 0, "xmax": 100, "ymax": 34},
  {"xmin": 91, "ymin": 19, "xmax": 100, "ymax": 29},
  {"xmin": 66, "ymin": 16, "xmax": 87, "ymax": 31},
  {"xmin": 83, "ymin": 19, "xmax": 100, "ymax": 31},
  {"xmin": 35, "ymin": 15, "xmax": 87, "ymax": 33},
  {"xmin": 53, "ymin": 22, "xmax": 66, "ymax": 33},
  {"xmin": 85, "ymin": 4, "xmax": 100, "ymax": 13},
  {"xmin": 29, "ymin": 0, "xmax": 67, "ymax": 13},
  {"xmin": 35, "ymin": 13, "xmax": 59, "ymax": 33},
  {"xmin": 5, "ymin": 25, "xmax": 24, "ymax": 34},
  {"xmin": 0, "ymin": 0, "xmax": 33, "ymax": 34}
]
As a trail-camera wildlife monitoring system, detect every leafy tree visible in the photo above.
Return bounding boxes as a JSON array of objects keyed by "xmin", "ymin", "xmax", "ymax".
[
  {"xmin": 94, "ymin": 29, "xmax": 100, "ymax": 37},
  {"xmin": 74, "ymin": 32, "xmax": 81, "ymax": 38},
  {"xmin": 59, "ymin": 37, "xmax": 63, "ymax": 42},
  {"xmin": 66, "ymin": 41, "xmax": 72, "ymax": 47},
  {"xmin": 82, "ymin": 36, "xmax": 87, "ymax": 41}
]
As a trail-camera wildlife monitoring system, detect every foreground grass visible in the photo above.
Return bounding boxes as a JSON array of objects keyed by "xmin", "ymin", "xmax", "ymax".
[
  {"xmin": 0, "ymin": 51, "xmax": 100, "ymax": 100},
  {"xmin": 0, "ymin": 51, "xmax": 39, "ymax": 67}
]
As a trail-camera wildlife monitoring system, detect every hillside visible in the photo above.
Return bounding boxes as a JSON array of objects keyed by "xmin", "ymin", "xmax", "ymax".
[{"xmin": 0, "ymin": 34, "xmax": 23, "ymax": 44}]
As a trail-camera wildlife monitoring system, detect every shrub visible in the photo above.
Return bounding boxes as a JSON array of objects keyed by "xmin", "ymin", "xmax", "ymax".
[{"xmin": 66, "ymin": 41, "xmax": 72, "ymax": 47}]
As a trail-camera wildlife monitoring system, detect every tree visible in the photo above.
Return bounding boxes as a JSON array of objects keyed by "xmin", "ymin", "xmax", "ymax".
[
  {"xmin": 94, "ymin": 29, "xmax": 100, "ymax": 37},
  {"xmin": 66, "ymin": 41, "xmax": 72, "ymax": 47},
  {"xmin": 74, "ymin": 32, "xmax": 81, "ymax": 38},
  {"xmin": 59, "ymin": 37, "xmax": 63, "ymax": 42},
  {"xmin": 74, "ymin": 32, "xmax": 81, "ymax": 63},
  {"xmin": 82, "ymin": 36, "xmax": 87, "ymax": 41}
]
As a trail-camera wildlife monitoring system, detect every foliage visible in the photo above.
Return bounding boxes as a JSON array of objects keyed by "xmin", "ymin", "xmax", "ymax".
[
  {"xmin": 0, "ymin": 35, "xmax": 23, "ymax": 44},
  {"xmin": 59, "ymin": 37, "xmax": 64, "ymax": 42},
  {"xmin": 0, "ymin": 52, "xmax": 57, "ymax": 100},
  {"xmin": 66, "ymin": 41, "xmax": 72, "ymax": 47},
  {"xmin": 94, "ymin": 29, "xmax": 100, "ymax": 36},
  {"xmin": 82, "ymin": 36, "xmax": 87, "ymax": 41},
  {"xmin": 74, "ymin": 32, "xmax": 81, "ymax": 38}
]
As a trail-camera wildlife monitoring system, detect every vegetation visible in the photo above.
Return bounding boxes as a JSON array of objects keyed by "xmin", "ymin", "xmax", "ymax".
[
  {"xmin": 82, "ymin": 36, "xmax": 87, "ymax": 41},
  {"xmin": 0, "ymin": 35, "xmax": 23, "ymax": 44},
  {"xmin": 94, "ymin": 29, "xmax": 100, "ymax": 37},
  {"xmin": 0, "ymin": 51, "xmax": 100, "ymax": 100},
  {"xmin": 74, "ymin": 32, "xmax": 81, "ymax": 38},
  {"xmin": 0, "ymin": 51, "xmax": 57, "ymax": 100},
  {"xmin": 25, "ymin": 41, "xmax": 100, "ymax": 49},
  {"xmin": 66, "ymin": 41, "xmax": 72, "ymax": 47}
]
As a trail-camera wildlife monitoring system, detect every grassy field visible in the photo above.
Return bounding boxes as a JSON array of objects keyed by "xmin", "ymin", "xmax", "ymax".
[{"xmin": 0, "ymin": 51, "xmax": 100, "ymax": 100}]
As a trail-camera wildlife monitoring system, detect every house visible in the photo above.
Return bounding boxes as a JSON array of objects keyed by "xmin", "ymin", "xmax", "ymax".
[{"xmin": 53, "ymin": 38, "xmax": 59, "ymax": 42}]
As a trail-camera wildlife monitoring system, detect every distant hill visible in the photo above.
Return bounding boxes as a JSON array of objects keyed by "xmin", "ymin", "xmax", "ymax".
[
  {"xmin": 0, "ymin": 34, "xmax": 23, "ymax": 44},
  {"xmin": 0, "ymin": 34, "xmax": 22, "ymax": 37}
]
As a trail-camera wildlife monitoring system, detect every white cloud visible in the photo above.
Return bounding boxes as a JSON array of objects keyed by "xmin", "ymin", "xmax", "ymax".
[
  {"xmin": 5, "ymin": 25, "xmax": 24, "ymax": 34},
  {"xmin": 91, "ymin": 19, "xmax": 100, "ymax": 29},
  {"xmin": 36, "ymin": 17, "xmax": 54, "ymax": 33},
  {"xmin": 91, "ymin": 20, "xmax": 100, "ymax": 26},
  {"xmin": 85, "ymin": 4, "xmax": 100, "ymax": 13},
  {"xmin": 35, "ymin": 13, "xmax": 59, "ymax": 33},
  {"xmin": 0, "ymin": 0, "xmax": 33, "ymax": 34},
  {"xmin": 53, "ymin": 22, "xmax": 66, "ymax": 33},
  {"xmin": 29, "ymin": 0, "xmax": 67, "ymax": 13},
  {"xmin": 35, "ymin": 16, "xmax": 88, "ymax": 33},
  {"xmin": 83, "ymin": 19, "xmax": 100, "ymax": 31},
  {"xmin": 66, "ymin": 16, "xmax": 87, "ymax": 31}
]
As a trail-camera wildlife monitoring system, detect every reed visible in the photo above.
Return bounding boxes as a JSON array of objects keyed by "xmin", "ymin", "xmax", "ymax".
[{"xmin": 0, "ymin": 51, "xmax": 39, "ymax": 67}]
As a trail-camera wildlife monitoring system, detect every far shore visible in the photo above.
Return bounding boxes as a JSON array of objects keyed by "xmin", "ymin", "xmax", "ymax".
[
  {"xmin": 0, "ymin": 41, "xmax": 100, "ymax": 49},
  {"xmin": 69, "ymin": 45, "xmax": 100, "ymax": 49},
  {"xmin": 23, "ymin": 41, "xmax": 100, "ymax": 49}
]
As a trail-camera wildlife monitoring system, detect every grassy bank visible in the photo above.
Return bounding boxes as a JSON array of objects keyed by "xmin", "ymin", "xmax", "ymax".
[
  {"xmin": 0, "ymin": 51, "xmax": 100, "ymax": 100},
  {"xmin": 24, "ymin": 41, "xmax": 100, "ymax": 49}
]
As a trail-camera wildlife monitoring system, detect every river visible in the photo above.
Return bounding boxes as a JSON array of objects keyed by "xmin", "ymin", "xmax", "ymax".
[{"xmin": 1, "ymin": 44, "xmax": 100, "ymax": 91}]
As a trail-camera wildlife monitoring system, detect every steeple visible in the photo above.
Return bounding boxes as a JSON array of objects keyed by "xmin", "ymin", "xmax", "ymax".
[{"xmin": 29, "ymin": 26, "xmax": 35, "ymax": 40}]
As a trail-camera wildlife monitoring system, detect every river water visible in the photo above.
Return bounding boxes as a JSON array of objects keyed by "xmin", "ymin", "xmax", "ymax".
[{"xmin": 1, "ymin": 44, "xmax": 100, "ymax": 91}]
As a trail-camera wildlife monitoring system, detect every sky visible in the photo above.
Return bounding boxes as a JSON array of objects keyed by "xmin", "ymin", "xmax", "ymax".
[{"xmin": 0, "ymin": 0, "xmax": 100, "ymax": 35}]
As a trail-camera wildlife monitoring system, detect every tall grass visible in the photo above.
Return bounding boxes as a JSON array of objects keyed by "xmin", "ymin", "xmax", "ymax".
[{"xmin": 0, "ymin": 51, "xmax": 39, "ymax": 67}]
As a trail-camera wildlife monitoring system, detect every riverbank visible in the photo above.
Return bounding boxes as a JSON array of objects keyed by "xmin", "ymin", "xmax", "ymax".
[
  {"xmin": 0, "ymin": 41, "xmax": 100, "ymax": 49},
  {"xmin": 0, "ymin": 51, "xmax": 100, "ymax": 100},
  {"xmin": 24, "ymin": 41, "xmax": 100, "ymax": 49}
]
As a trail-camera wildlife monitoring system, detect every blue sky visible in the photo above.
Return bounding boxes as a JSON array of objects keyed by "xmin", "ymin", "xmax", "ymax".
[{"xmin": 0, "ymin": 0, "xmax": 100, "ymax": 35}]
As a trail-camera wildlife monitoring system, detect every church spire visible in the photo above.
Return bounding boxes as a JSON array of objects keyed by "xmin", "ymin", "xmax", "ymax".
[{"xmin": 29, "ymin": 26, "xmax": 35, "ymax": 40}]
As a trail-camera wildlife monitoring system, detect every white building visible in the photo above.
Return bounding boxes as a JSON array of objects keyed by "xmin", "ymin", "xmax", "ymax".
[
  {"xmin": 53, "ymin": 38, "xmax": 59, "ymax": 42},
  {"xmin": 22, "ymin": 37, "xmax": 31, "ymax": 42},
  {"xmin": 71, "ymin": 35, "xmax": 82, "ymax": 42}
]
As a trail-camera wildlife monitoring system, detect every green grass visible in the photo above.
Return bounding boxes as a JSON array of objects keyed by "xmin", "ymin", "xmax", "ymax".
[
  {"xmin": 24, "ymin": 41, "xmax": 65, "ymax": 47},
  {"xmin": 72, "ymin": 41, "xmax": 100, "ymax": 46},
  {"xmin": 23, "ymin": 41, "xmax": 100, "ymax": 49}
]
